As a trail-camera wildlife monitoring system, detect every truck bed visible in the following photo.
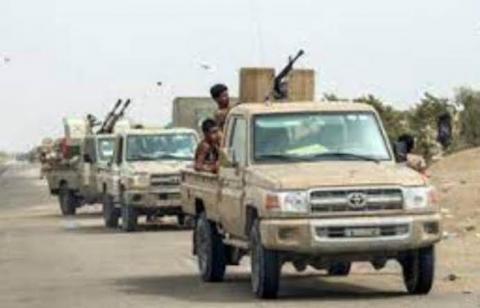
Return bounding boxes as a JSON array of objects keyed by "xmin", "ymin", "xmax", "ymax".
[
  {"xmin": 45, "ymin": 166, "xmax": 80, "ymax": 195},
  {"xmin": 181, "ymin": 168, "xmax": 221, "ymax": 221}
]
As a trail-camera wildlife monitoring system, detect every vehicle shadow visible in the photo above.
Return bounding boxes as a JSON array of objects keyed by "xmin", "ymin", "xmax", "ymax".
[
  {"xmin": 36, "ymin": 211, "xmax": 102, "ymax": 220},
  {"xmin": 113, "ymin": 272, "xmax": 406, "ymax": 303},
  {"xmin": 68, "ymin": 222, "xmax": 192, "ymax": 234}
]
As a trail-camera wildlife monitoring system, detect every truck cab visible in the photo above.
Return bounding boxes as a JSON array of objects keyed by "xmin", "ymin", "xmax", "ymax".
[
  {"xmin": 102, "ymin": 128, "xmax": 199, "ymax": 231},
  {"xmin": 81, "ymin": 134, "xmax": 115, "ymax": 201},
  {"xmin": 181, "ymin": 101, "xmax": 441, "ymax": 298}
]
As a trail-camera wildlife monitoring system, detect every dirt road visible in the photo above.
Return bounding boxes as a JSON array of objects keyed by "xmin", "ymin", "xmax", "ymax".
[{"xmin": 0, "ymin": 163, "xmax": 479, "ymax": 307}]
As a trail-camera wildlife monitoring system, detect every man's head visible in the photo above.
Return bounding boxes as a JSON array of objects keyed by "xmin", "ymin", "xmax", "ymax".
[
  {"xmin": 201, "ymin": 118, "xmax": 220, "ymax": 144},
  {"xmin": 210, "ymin": 83, "xmax": 229, "ymax": 108}
]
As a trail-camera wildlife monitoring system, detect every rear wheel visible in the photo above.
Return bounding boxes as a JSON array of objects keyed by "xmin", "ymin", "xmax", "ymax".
[
  {"xmin": 58, "ymin": 184, "xmax": 76, "ymax": 216},
  {"xmin": 250, "ymin": 219, "xmax": 281, "ymax": 299},
  {"xmin": 195, "ymin": 212, "xmax": 226, "ymax": 282},
  {"xmin": 401, "ymin": 246, "xmax": 435, "ymax": 295},
  {"xmin": 328, "ymin": 261, "xmax": 351, "ymax": 276},
  {"xmin": 102, "ymin": 193, "xmax": 119, "ymax": 228},
  {"xmin": 121, "ymin": 193, "xmax": 138, "ymax": 232}
]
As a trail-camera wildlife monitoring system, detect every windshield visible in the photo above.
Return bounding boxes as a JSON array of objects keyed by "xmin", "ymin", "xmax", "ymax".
[
  {"xmin": 126, "ymin": 134, "xmax": 197, "ymax": 162},
  {"xmin": 254, "ymin": 112, "xmax": 390, "ymax": 162},
  {"xmin": 97, "ymin": 138, "xmax": 114, "ymax": 162}
]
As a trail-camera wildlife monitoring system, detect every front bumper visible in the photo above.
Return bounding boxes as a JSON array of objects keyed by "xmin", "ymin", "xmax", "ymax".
[
  {"xmin": 260, "ymin": 213, "xmax": 441, "ymax": 255},
  {"xmin": 125, "ymin": 188, "xmax": 182, "ymax": 209}
]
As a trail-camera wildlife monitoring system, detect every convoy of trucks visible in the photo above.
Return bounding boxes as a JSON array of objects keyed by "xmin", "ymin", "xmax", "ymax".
[{"xmin": 40, "ymin": 54, "xmax": 442, "ymax": 299}]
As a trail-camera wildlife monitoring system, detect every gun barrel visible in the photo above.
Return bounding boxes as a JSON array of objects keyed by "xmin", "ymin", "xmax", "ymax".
[
  {"xmin": 100, "ymin": 98, "xmax": 132, "ymax": 134},
  {"xmin": 273, "ymin": 49, "xmax": 305, "ymax": 99},
  {"xmin": 120, "ymin": 99, "xmax": 131, "ymax": 114},
  {"xmin": 98, "ymin": 99, "xmax": 123, "ymax": 133}
]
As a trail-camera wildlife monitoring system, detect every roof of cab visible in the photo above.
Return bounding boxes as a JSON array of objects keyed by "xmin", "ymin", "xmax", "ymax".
[
  {"xmin": 230, "ymin": 101, "xmax": 376, "ymax": 116},
  {"xmin": 121, "ymin": 127, "xmax": 198, "ymax": 136}
]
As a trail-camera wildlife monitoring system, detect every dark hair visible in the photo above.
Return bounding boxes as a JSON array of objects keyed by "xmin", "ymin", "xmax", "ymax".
[
  {"xmin": 398, "ymin": 134, "xmax": 415, "ymax": 153},
  {"xmin": 201, "ymin": 118, "xmax": 218, "ymax": 135},
  {"xmin": 210, "ymin": 84, "xmax": 228, "ymax": 99}
]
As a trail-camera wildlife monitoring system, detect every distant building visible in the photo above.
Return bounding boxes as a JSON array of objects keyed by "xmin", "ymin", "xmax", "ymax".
[{"xmin": 172, "ymin": 97, "xmax": 238, "ymax": 134}]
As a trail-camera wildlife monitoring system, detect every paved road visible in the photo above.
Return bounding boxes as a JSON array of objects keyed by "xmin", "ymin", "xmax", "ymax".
[{"xmin": 0, "ymin": 163, "xmax": 478, "ymax": 307}]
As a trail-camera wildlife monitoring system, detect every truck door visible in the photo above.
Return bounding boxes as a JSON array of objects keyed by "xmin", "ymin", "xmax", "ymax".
[
  {"xmin": 110, "ymin": 136, "xmax": 123, "ymax": 198},
  {"xmin": 219, "ymin": 116, "xmax": 247, "ymax": 237},
  {"xmin": 81, "ymin": 137, "xmax": 96, "ymax": 197},
  {"xmin": 94, "ymin": 137, "xmax": 114, "ymax": 194},
  {"xmin": 88, "ymin": 138, "xmax": 100, "ymax": 195}
]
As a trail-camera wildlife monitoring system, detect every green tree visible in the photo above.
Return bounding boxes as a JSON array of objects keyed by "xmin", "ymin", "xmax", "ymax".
[
  {"xmin": 408, "ymin": 92, "xmax": 453, "ymax": 160},
  {"xmin": 455, "ymin": 87, "xmax": 480, "ymax": 147}
]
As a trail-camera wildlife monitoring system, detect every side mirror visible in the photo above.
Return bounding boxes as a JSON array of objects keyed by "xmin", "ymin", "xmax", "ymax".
[
  {"xmin": 83, "ymin": 154, "xmax": 92, "ymax": 163},
  {"xmin": 394, "ymin": 134, "xmax": 416, "ymax": 163},
  {"xmin": 393, "ymin": 141, "xmax": 408, "ymax": 163},
  {"xmin": 220, "ymin": 148, "xmax": 238, "ymax": 168}
]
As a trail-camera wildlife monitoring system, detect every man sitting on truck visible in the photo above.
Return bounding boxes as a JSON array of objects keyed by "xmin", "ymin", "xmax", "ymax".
[
  {"xmin": 210, "ymin": 83, "xmax": 230, "ymax": 130},
  {"xmin": 194, "ymin": 119, "xmax": 221, "ymax": 174}
]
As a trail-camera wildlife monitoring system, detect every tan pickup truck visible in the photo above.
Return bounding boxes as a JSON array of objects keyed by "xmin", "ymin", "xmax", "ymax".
[
  {"xmin": 102, "ymin": 128, "xmax": 199, "ymax": 231},
  {"xmin": 45, "ymin": 134, "xmax": 115, "ymax": 215},
  {"xmin": 181, "ymin": 101, "xmax": 441, "ymax": 298}
]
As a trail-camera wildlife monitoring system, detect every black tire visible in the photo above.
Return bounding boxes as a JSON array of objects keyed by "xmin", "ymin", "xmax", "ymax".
[
  {"xmin": 121, "ymin": 193, "xmax": 138, "ymax": 232},
  {"xmin": 195, "ymin": 212, "xmax": 226, "ymax": 282},
  {"xmin": 177, "ymin": 214, "xmax": 185, "ymax": 226},
  {"xmin": 58, "ymin": 184, "xmax": 76, "ymax": 216},
  {"xmin": 250, "ymin": 219, "xmax": 280, "ymax": 299},
  {"xmin": 402, "ymin": 246, "xmax": 435, "ymax": 295},
  {"xmin": 102, "ymin": 193, "xmax": 119, "ymax": 228},
  {"xmin": 328, "ymin": 261, "xmax": 352, "ymax": 276}
]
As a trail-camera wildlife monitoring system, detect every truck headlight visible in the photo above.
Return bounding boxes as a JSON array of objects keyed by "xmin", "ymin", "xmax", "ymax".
[
  {"xmin": 403, "ymin": 186, "xmax": 437, "ymax": 210},
  {"xmin": 265, "ymin": 191, "xmax": 308, "ymax": 213},
  {"xmin": 128, "ymin": 172, "xmax": 150, "ymax": 188}
]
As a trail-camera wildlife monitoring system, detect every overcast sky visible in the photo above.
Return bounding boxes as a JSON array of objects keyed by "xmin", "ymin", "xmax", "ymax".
[{"xmin": 1, "ymin": 0, "xmax": 479, "ymax": 151}]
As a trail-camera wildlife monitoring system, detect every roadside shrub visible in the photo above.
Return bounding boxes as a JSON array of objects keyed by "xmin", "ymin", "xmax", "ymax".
[{"xmin": 455, "ymin": 87, "xmax": 480, "ymax": 147}]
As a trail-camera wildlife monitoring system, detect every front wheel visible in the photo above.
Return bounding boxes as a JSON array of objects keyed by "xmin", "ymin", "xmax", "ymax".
[
  {"xmin": 121, "ymin": 194, "xmax": 138, "ymax": 232},
  {"xmin": 195, "ymin": 212, "xmax": 226, "ymax": 282},
  {"xmin": 102, "ymin": 193, "xmax": 119, "ymax": 228},
  {"xmin": 250, "ymin": 219, "xmax": 281, "ymax": 299},
  {"xmin": 58, "ymin": 184, "xmax": 77, "ymax": 216},
  {"xmin": 328, "ymin": 261, "xmax": 351, "ymax": 276},
  {"xmin": 401, "ymin": 246, "xmax": 435, "ymax": 295}
]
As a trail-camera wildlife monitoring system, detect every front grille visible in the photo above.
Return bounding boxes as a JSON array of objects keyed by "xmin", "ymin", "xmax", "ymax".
[
  {"xmin": 150, "ymin": 174, "xmax": 181, "ymax": 187},
  {"xmin": 310, "ymin": 188, "xmax": 403, "ymax": 213},
  {"xmin": 158, "ymin": 192, "xmax": 180, "ymax": 200},
  {"xmin": 316, "ymin": 224, "xmax": 409, "ymax": 238}
]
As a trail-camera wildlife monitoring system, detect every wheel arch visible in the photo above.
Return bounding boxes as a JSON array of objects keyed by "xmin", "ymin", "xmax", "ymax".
[
  {"xmin": 195, "ymin": 198, "xmax": 205, "ymax": 215},
  {"xmin": 245, "ymin": 205, "xmax": 259, "ymax": 237}
]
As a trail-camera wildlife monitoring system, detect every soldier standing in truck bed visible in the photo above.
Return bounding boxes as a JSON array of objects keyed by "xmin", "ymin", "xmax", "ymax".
[{"xmin": 210, "ymin": 84, "xmax": 230, "ymax": 131}]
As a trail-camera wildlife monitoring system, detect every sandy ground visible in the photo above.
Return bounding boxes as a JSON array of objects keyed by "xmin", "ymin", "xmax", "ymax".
[{"xmin": 0, "ymin": 162, "xmax": 479, "ymax": 308}]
